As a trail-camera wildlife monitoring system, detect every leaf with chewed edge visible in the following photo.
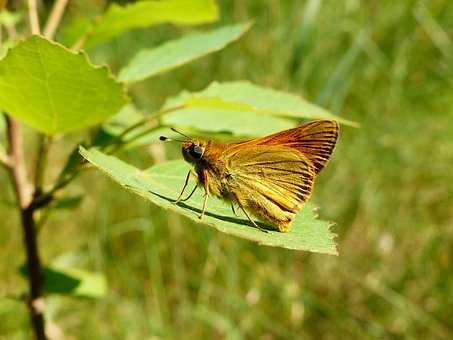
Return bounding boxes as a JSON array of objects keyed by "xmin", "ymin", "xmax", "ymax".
[{"xmin": 80, "ymin": 147, "xmax": 338, "ymax": 255}]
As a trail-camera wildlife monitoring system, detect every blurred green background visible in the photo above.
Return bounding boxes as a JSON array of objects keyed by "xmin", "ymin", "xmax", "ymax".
[{"xmin": 1, "ymin": 0, "xmax": 453, "ymax": 338}]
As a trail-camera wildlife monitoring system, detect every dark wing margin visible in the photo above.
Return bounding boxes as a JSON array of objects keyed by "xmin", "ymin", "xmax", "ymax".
[
  {"xmin": 283, "ymin": 120, "xmax": 339, "ymax": 174},
  {"xmin": 236, "ymin": 120, "xmax": 340, "ymax": 174}
]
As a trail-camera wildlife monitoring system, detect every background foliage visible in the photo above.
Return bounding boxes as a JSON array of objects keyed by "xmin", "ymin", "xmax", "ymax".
[{"xmin": 1, "ymin": 0, "xmax": 453, "ymax": 339}]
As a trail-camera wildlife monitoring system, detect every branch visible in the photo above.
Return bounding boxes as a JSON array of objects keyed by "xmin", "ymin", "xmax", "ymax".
[
  {"xmin": 6, "ymin": 117, "xmax": 33, "ymax": 208},
  {"xmin": 43, "ymin": 0, "xmax": 69, "ymax": 39},
  {"xmin": 28, "ymin": 0, "xmax": 41, "ymax": 35},
  {"xmin": 6, "ymin": 116, "xmax": 47, "ymax": 340}
]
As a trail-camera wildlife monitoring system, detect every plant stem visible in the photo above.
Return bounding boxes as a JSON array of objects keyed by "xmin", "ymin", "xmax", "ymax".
[
  {"xmin": 28, "ymin": 0, "xmax": 41, "ymax": 35},
  {"xmin": 21, "ymin": 206, "xmax": 46, "ymax": 340},
  {"xmin": 6, "ymin": 117, "xmax": 32, "ymax": 208},
  {"xmin": 43, "ymin": 0, "xmax": 69, "ymax": 39},
  {"xmin": 8, "ymin": 3, "xmax": 46, "ymax": 339},
  {"xmin": 6, "ymin": 117, "xmax": 46, "ymax": 340},
  {"xmin": 34, "ymin": 135, "xmax": 52, "ymax": 195},
  {"xmin": 103, "ymin": 104, "xmax": 185, "ymax": 153}
]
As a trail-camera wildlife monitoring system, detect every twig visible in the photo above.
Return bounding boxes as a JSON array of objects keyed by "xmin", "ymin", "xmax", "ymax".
[
  {"xmin": 6, "ymin": 116, "xmax": 46, "ymax": 340},
  {"xmin": 106, "ymin": 124, "xmax": 161, "ymax": 155},
  {"xmin": 34, "ymin": 135, "xmax": 52, "ymax": 195},
  {"xmin": 43, "ymin": 0, "xmax": 69, "ymax": 39},
  {"xmin": 6, "ymin": 117, "xmax": 33, "ymax": 208},
  {"xmin": 28, "ymin": 0, "xmax": 41, "ymax": 35},
  {"xmin": 104, "ymin": 104, "xmax": 185, "ymax": 152}
]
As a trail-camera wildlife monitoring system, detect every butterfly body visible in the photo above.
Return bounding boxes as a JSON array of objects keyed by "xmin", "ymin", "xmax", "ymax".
[{"xmin": 174, "ymin": 120, "xmax": 339, "ymax": 232}]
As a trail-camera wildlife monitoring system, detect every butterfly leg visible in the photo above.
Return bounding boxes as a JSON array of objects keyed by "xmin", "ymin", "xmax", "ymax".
[
  {"xmin": 231, "ymin": 203, "xmax": 238, "ymax": 217},
  {"xmin": 238, "ymin": 205, "xmax": 269, "ymax": 233},
  {"xmin": 199, "ymin": 193, "xmax": 209, "ymax": 219},
  {"xmin": 199, "ymin": 175, "xmax": 209, "ymax": 219},
  {"xmin": 177, "ymin": 185, "xmax": 197, "ymax": 203},
  {"xmin": 175, "ymin": 169, "xmax": 197, "ymax": 203}
]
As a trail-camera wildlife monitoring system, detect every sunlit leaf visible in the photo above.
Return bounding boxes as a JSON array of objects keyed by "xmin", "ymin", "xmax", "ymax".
[
  {"xmin": 164, "ymin": 81, "xmax": 358, "ymax": 127},
  {"xmin": 85, "ymin": 0, "xmax": 219, "ymax": 48},
  {"xmin": 119, "ymin": 22, "xmax": 251, "ymax": 82},
  {"xmin": 162, "ymin": 108, "xmax": 297, "ymax": 137},
  {"xmin": 80, "ymin": 147, "xmax": 338, "ymax": 255},
  {"xmin": 0, "ymin": 36, "xmax": 127, "ymax": 134}
]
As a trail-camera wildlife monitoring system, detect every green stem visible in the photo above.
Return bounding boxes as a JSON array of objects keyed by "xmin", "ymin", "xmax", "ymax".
[
  {"xmin": 33, "ymin": 135, "xmax": 52, "ymax": 196},
  {"xmin": 103, "ymin": 104, "xmax": 184, "ymax": 152}
]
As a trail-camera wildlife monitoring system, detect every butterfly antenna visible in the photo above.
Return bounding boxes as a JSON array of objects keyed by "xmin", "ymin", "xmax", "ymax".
[
  {"xmin": 170, "ymin": 127, "xmax": 192, "ymax": 140},
  {"xmin": 159, "ymin": 136, "xmax": 185, "ymax": 143}
]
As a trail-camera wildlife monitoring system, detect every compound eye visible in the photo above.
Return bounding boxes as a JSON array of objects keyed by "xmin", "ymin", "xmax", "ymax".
[{"xmin": 189, "ymin": 145, "xmax": 203, "ymax": 159}]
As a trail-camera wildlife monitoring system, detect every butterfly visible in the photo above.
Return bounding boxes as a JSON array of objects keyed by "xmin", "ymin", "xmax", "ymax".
[{"xmin": 160, "ymin": 120, "xmax": 339, "ymax": 232}]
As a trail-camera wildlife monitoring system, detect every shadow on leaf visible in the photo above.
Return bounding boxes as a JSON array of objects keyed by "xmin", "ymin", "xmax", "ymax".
[{"xmin": 147, "ymin": 189, "xmax": 275, "ymax": 232}]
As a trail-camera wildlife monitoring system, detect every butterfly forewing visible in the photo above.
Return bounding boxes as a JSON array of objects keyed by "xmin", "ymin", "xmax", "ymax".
[{"xmin": 234, "ymin": 120, "xmax": 339, "ymax": 174}]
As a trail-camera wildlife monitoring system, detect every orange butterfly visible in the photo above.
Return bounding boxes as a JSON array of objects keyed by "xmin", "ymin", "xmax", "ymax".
[{"xmin": 161, "ymin": 120, "xmax": 339, "ymax": 232}]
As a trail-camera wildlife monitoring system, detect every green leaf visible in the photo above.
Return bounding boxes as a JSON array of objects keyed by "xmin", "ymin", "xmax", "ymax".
[
  {"xmin": 85, "ymin": 0, "xmax": 219, "ymax": 48},
  {"xmin": 164, "ymin": 81, "xmax": 358, "ymax": 127},
  {"xmin": 80, "ymin": 147, "xmax": 338, "ymax": 255},
  {"xmin": 0, "ymin": 36, "xmax": 127, "ymax": 134},
  {"xmin": 20, "ymin": 266, "xmax": 107, "ymax": 298},
  {"xmin": 103, "ymin": 104, "xmax": 145, "ymax": 136},
  {"xmin": 43, "ymin": 267, "xmax": 107, "ymax": 298},
  {"xmin": 162, "ymin": 107, "xmax": 297, "ymax": 137},
  {"xmin": 118, "ymin": 22, "xmax": 251, "ymax": 82}
]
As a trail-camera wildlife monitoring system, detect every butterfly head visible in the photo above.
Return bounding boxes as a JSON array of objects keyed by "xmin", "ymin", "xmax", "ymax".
[
  {"xmin": 159, "ymin": 128, "xmax": 206, "ymax": 164},
  {"xmin": 181, "ymin": 140, "xmax": 206, "ymax": 163}
]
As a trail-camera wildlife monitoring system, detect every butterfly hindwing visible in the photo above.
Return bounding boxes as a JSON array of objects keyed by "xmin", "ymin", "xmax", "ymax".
[{"xmin": 222, "ymin": 145, "xmax": 316, "ymax": 229}]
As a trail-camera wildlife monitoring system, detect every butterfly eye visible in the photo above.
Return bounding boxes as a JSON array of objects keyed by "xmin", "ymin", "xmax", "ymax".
[{"xmin": 189, "ymin": 145, "xmax": 203, "ymax": 159}]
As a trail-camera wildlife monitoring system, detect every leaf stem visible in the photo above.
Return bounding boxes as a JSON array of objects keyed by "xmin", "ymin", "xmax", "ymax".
[
  {"xmin": 103, "ymin": 104, "xmax": 185, "ymax": 153},
  {"xmin": 107, "ymin": 125, "xmax": 161, "ymax": 155},
  {"xmin": 28, "ymin": 0, "xmax": 41, "ymax": 35},
  {"xmin": 43, "ymin": 0, "xmax": 69, "ymax": 39}
]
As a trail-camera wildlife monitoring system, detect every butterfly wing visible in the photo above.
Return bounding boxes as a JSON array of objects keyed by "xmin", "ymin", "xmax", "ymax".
[
  {"xmin": 222, "ymin": 145, "xmax": 316, "ymax": 231},
  {"xmin": 234, "ymin": 120, "xmax": 339, "ymax": 174},
  {"xmin": 220, "ymin": 120, "xmax": 339, "ymax": 231}
]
